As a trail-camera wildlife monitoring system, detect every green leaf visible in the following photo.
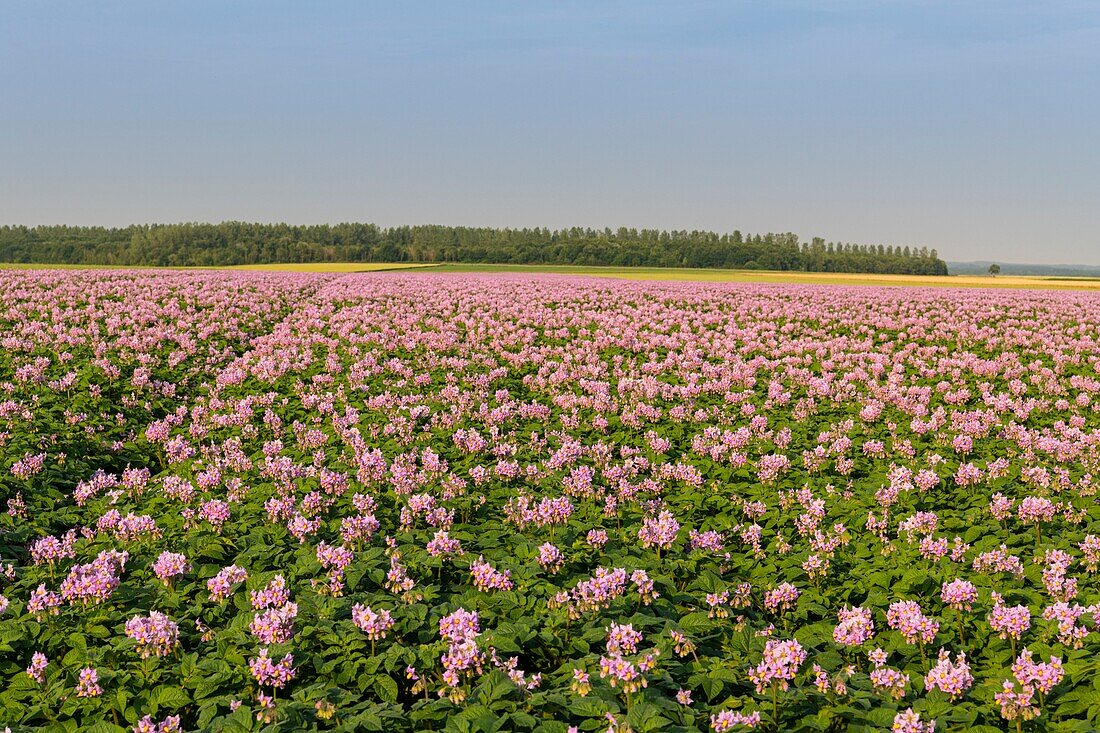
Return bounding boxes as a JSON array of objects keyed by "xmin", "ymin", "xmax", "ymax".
[
  {"xmin": 149, "ymin": 685, "xmax": 191, "ymax": 712},
  {"xmin": 626, "ymin": 701, "xmax": 669, "ymax": 733},
  {"xmin": 81, "ymin": 723, "xmax": 128, "ymax": 733},
  {"xmin": 677, "ymin": 612, "xmax": 715, "ymax": 636},
  {"xmin": 374, "ymin": 674, "xmax": 399, "ymax": 703},
  {"xmin": 479, "ymin": 670, "xmax": 516, "ymax": 704},
  {"xmin": 570, "ymin": 698, "xmax": 611, "ymax": 718},
  {"xmin": 698, "ymin": 675, "xmax": 722, "ymax": 700}
]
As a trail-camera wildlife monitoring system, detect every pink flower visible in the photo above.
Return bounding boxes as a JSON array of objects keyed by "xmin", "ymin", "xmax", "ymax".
[
  {"xmin": 570, "ymin": 668, "xmax": 591, "ymax": 696},
  {"xmin": 199, "ymin": 499, "xmax": 231, "ymax": 530},
  {"xmin": 11, "ymin": 452, "xmax": 46, "ymax": 480},
  {"xmin": 536, "ymin": 542, "xmax": 564, "ymax": 573},
  {"xmin": 763, "ymin": 582, "xmax": 800, "ymax": 614},
  {"xmin": 207, "ymin": 565, "xmax": 248, "ymax": 602},
  {"xmin": 940, "ymin": 579, "xmax": 977, "ymax": 611},
  {"xmin": 891, "ymin": 708, "xmax": 935, "ymax": 733},
  {"xmin": 26, "ymin": 652, "xmax": 47, "ymax": 683},
  {"xmin": 995, "ymin": 679, "xmax": 1037, "ymax": 722},
  {"xmin": 605, "ymin": 623, "xmax": 643, "ymax": 655},
  {"xmin": 1080, "ymin": 534, "xmax": 1100, "ymax": 572},
  {"xmin": 28, "ymin": 584, "xmax": 61, "ymax": 619},
  {"xmin": 469, "ymin": 556, "xmax": 513, "ymax": 592},
  {"xmin": 249, "ymin": 648, "xmax": 296, "ymax": 689},
  {"xmin": 351, "ymin": 604, "xmax": 395, "ymax": 641},
  {"xmin": 989, "ymin": 493, "xmax": 1014, "ymax": 520},
  {"xmin": 833, "ymin": 606, "xmax": 874, "ymax": 647},
  {"xmin": 1012, "ymin": 649, "xmax": 1063, "ymax": 694},
  {"xmin": 710, "ymin": 709, "xmax": 761, "ymax": 730},
  {"xmin": 151, "ymin": 551, "xmax": 188, "ymax": 584},
  {"xmin": 1042, "ymin": 602, "xmax": 1091, "ymax": 646},
  {"xmin": 870, "ymin": 665, "xmax": 909, "ymax": 700},
  {"xmin": 60, "ymin": 550, "xmax": 127, "ymax": 605},
  {"xmin": 250, "ymin": 574, "xmax": 290, "ymax": 609},
  {"xmin": 637, "ymin": 509, "xmax": 680, "ymax": 551},
  {"xmin": 924, "ymin": 649, "xmax": 973, "ymax": 700},
  {"xmin": 439, "ymin": 608, "xmax": 480, "ymax": 642},
  {"xmin": 586, "ymin": 529, "xmax": 609, "ymax": 548},
  {"xmin": 76, "ymin": 667, "xmax": 103, "ymax": 697},
  {"xmin": 988, "ymin": 601, "xmax": 1030, "ymax": 641},
  {"xmin": 250, "ymin": 602, "xmax": 298, "ymax": 644},
  {"xmin": 132, "ymin": 714, "xmax": 182, "ymax": 733},
  {"xmin": 426, "ymin": 530, "xmax": 462, "ymax": 557},
  {"xmin": 125, "ymin": 612, "xmax": 180, "ymax": 658},
  {"xmin": 886, "ymin": 600, "xmax": 939, "ymax": 645},
  {"xmin": 748, "ymin": 638, "xmax": 806, "ymax": 693},
  {"xmin": 1018, "ymin": 496, "xmax": 1057, "ymax": 524},
  {"xmin": 567, "ymin": 567, "xmax": 628, "ymax": 615},
  {"xmin": 29, "ymin": 530, "xmax": 78, "ymax": 565},
  {"xmin": 316, "ymin": 542, "xmax": 353, "ymax": 576}
]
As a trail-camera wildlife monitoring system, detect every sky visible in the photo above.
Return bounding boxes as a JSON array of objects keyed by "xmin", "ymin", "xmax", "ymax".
[{"xmin": 1, "ymin": 1, "xmax": 1098, "ymax": 265}]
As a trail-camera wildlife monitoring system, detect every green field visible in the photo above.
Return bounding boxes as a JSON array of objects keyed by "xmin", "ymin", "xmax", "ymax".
[
  {"xmin": 426, "ymin": 263, "xmax": 1100, "ymax": 290},
  {"xmin": 5, "ymin": 260, "xmax": 1100, "ymax": 290}
]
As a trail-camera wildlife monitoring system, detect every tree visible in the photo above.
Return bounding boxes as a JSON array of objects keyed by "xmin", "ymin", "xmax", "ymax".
[
  {"xmin": 0, "ymin": 223, "xmax": 950, "ymax": 275},
  {"xmin": 988, "ymin": 264, "xmax": 1001, "ymax": 276}
]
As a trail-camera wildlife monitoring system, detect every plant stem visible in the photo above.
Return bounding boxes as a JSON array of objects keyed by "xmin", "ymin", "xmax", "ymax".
[{"xmin": 772, "ymin": 682, "xmax": 779, "ymax": 727}]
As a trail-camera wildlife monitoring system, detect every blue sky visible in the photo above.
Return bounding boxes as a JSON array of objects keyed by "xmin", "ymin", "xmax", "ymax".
[{"xmin": 1, "ymin": 1, "xmax": 1098, "ymax": 264}]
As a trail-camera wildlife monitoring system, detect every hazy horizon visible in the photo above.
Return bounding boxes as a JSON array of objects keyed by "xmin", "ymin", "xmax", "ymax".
[{"xmin": 2, "ymin": 1, "xmax": 1098, "ymax": 265}]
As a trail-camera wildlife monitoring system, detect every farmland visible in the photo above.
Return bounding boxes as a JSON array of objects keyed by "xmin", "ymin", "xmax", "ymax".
[
  {"xmin": 8, "ymin": 262, "xmax": 1100, "ymax": 292},
  {"xmin": 2, "ymin": 268, "xmax": 1100, "ymax": 732},
  {"xmin": 424, "ymin": 265, "xmax": 1100, "ymax": 291},
  {"xmin": 235, "ymin": 264, "xmax": 1100, "ymax": 291}
]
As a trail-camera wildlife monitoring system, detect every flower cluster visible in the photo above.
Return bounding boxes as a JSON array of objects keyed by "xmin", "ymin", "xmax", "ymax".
[
  {"xmin": 76, "ymin": 667, "xmax": 103, "ymax": 697},
  {"xmin": 249, "ymin": 648, "xmax": 296, "ymax": 689},
  {"xmin": 638, "ymin": 510, "xmax": 680, "ymax": 551},
  {"xmin": 250, "ymin": 602, "xmax": 298, "ymax": 644},
  {"xmin": 124, "ymin": 612, "xmax": 180, "ymax": 658},
  {"xmin": 469, "ymin": 556, "xmax": 513, "ymax": 592},
  {"xmin": 132, "ymin": 715, "xmax": 182, "ymax": 733},
  {"xmin": 352, "ymin": 604, "xmax": 395, "ymax": 641},
  {"xmin": 747, "ymin": 639, "xmax": 806, "ymax": 693},
  {"xmin": 886, "ymin": 600, "xmax": 939, "ymax": 645},
  {"xmin": 26, "ymin": 652, "xmax": 47, "ymax": 684},
  {"xmin": 60, "ymin": 551, "xmax": 127, "ymax": 605},
  {"xmin": 924, "ymin": 649, "xmax": 973, "ymax": 700},
  {"xmin": 833, "ymin": 606, "xmax": 874, "ymax": 647},
  {"xmin": 438, "ymin": 608, "xmax": 484, "ymax": 701},
  {"xmin": 151, "ymin": 551, "xmax": 188, "ymax": 584},
  {"xmin": 207, "ymin": 565, "xmax": 248, "ymax": 602},
  {"xmin": 598, "ymin": 624, "xmax": 659, "ymax": 694}
]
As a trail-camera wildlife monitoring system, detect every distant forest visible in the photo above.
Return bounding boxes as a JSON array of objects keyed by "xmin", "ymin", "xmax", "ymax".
[
  {"xmin": 0, "ymin": 223, "xmax": 949, "ymax": 274},
  {"xmin": 949, "ymin": 260, "xmax": 1100, "ymax": 278}
]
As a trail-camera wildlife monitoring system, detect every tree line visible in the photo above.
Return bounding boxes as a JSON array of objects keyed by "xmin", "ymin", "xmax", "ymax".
[{"xmin": 0, "ymin": 223, "xmax": 949, "ymax": 274}]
